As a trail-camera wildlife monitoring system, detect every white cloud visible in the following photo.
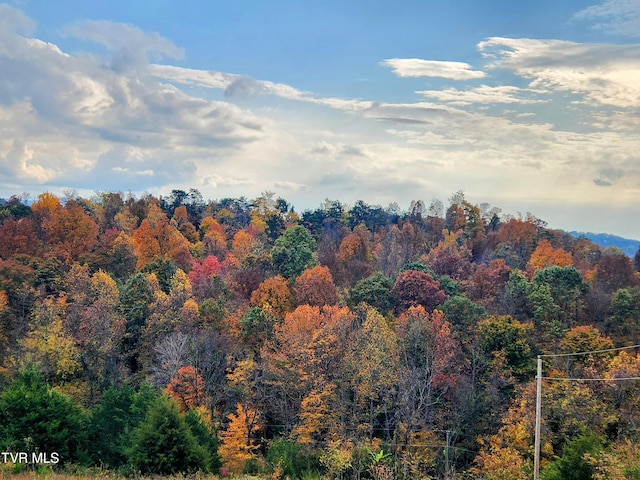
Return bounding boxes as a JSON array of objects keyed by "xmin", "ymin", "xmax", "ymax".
[
  {"xmin": 573, "ymin": 0, "xmax": 640, "ymax": 39},
  {"xmin": 65, "ymin": 20, "xmax": 184, "ymax": 72},
  {"xmin": 149, "ymin": 64, "xmax": 375, "ymax": 113},
  {"xmin": 1, "ymin": 5, "xmax": 640, "ymax": 238},
  {"xmin": 380, "ymin": 58, "xmax": 486, "ymax": 80},
  {"xmin": 417, "ymin": 85, "xmax": 544, "ymax": 106},
  {"xmin": 478, "ymin": 37, "xmax": 640, "ymax": 108},
  {"xmin": 0, "ymin": 17, "xmax": 268, "ymax": 191}
]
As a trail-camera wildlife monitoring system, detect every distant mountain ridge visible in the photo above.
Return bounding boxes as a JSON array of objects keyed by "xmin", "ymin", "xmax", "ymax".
[{"xmin": 570, "ymin": 231, "xmax": 640, "ymax": 257}]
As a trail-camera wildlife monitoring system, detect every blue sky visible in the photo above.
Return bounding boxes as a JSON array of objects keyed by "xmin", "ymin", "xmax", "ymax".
[{"xmin": 1, "ymin": 0, "xmax": 639, "ymax": 239}]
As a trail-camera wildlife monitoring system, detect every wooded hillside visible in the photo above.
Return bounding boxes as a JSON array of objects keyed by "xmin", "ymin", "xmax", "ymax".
[{"xmin": 1, "ymin": 189, "xmax": 640, "ymax": 479}]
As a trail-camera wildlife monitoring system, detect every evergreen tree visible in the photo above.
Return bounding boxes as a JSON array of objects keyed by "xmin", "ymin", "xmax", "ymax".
[
  {"xmin": 0, "ymin": 367, "xmax": 88, "ymax": 465},
  {"xmin": 127, "ymin": 395, "xmax": 208, "ymax": 475}
]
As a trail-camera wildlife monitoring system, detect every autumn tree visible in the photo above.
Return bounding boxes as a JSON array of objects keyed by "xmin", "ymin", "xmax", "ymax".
[
  {"xmin": 35, "ymin": 196, "xmax": 99, "ymax": 262},
  {"xmin": 527, "ymin": 239, "xmax": 573, "ymax": 271},
  {"xmin": 559, "ymin": 325, "xmax": 614, "ymax": 374},
  {"xmin": 250, "ymin": 275, "xmax": 295, "ymax": 319},
  {"xmin": 0, "ymin": 217, "xmax": 41, "ymax": 258},
  {"xmin": 473, "ymin": 385, "xmax": 537, "ymax": 480},
  {"xmin": 345, "ymin": 307, "xmax": 400, "ymax": 441},
  {"xmin": 294, "ymin": 265, "xmax": 338, "ymax": 306},
  {"xmin": 201, "ymin": 216, "xmax": 228, "ymax": 258},
  {"xmin": 22, "ymin": 297, "xmax": 82, "ymax": 387},
  {"xmin": 594, "ymin": 247, "xmax": 639, "ymax": 293},
  {"xmin": 392, "ymin": 269, "xmax": 448, "ymax": 313},
  {"xmin": 263, "ymin": 305, "xmax": 355, "ymax": 439},
  {"xmin": 164, "ymin": 365, "xmax": 207, "ymax": 410},
  {"xmin": 188, "ymin": 255, "xmax": 223, "ymax": 299},
  {"xmin": 218, "ymin": 403, "xmax": 262, "ymax": 474},
  {"xmin": 335, "ymin": 224, "xmax": 377, "ymax": 286},
  {"xmin": 394, "ymin": 307, "xmax": 463, "ymax": 459},
  {"xmin": 467, "ymin": 259, "xmax": 512, "ymax": 308}
]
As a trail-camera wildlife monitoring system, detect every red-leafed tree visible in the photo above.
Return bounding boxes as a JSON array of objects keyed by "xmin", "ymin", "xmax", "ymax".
[
  {"xmin": 188, "ymin": 255, "xmax": 223, "ymax": 299},
  {"xmin": 392, "ymin": 270, "xmax": 448, "ymax": 313},
  {"xmin": 294, "ymin": 265, "xmax": 338, "ymax": 306},
  {"xmin": 164, "ymin": 365, "xmax": 207, "ymax": 410}
]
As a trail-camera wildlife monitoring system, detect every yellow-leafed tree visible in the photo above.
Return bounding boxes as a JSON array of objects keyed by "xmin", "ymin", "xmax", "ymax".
[{"xmin": 218, "ymin": 403, "xmax": 261, "ymax": 474}]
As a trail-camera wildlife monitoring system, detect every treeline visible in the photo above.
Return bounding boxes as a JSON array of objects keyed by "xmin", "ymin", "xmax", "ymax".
[{"xmin": 1, "ymin": 189, "xmax": 640, "ymax": 479}]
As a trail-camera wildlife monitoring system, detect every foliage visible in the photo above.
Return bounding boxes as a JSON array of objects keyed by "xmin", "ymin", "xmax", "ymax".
[
  {"xmin": 1, "ymin": 190, "xmax": 640, "ymax": 477},
  {"xmin": 127, "ymin": 395, "xmax": 209, "ymax": 475},
  {"xmin": 541, "ymin": 432, "xmax": 604, "ymax": 480},
  {"xmin": 0, "ymin": 367, "xmax": 88, "ymax": 464},
  {"xmin": 271, "ymin": 225, "xmax": 317, "ymax": 279},
  {"xmin": 348, "ymin": 272, "xmax": 395, "ymax": 315}
]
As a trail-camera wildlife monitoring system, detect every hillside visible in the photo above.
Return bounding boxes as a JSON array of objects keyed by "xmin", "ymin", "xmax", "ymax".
[
  {"xmin": 1, "ymin": 190, "xmax": 640, "ymax": 479},
  {"xmin": 570, "ymin": 231, "xmax": 640, "ymax": 257}
]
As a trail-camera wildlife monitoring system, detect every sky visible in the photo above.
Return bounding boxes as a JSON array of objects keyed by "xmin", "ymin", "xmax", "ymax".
[{"xmin": 1, "ymin": 0, "xmax": 639, "ymax": 239}]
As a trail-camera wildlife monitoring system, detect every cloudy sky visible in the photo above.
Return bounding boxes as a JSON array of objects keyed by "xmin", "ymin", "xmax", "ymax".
[{"xmin": 1, "ymin": 1, "xmax": 639, "ymax": 239}]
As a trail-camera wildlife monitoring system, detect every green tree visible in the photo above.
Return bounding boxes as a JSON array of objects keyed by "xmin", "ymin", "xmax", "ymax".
[
  {"xmin": 89, "ymin": 383, "xmax": 159, "ymax": 469},
  {"xmin": 532, "ymin": 266, "xmax": 588, "ymax": 327},
  {"xmin": 0, "ymin": 367, "xmax": 88, "ymax": 465},
  {"xmin": 541, "ymin": 432, "xmax": 604, "ymax": 480},
  {"xmin": 127, "ymin": 395, "xmax": 209, "ymax": 475},
  {"xmin": 477, "ymin": 315, "xmax": 534, "ymax": 378},
  {"xmin": 119, "ymin": 272, "xmax": 153, "ymax": 373},
  {"xmin": 348, "ymin": 272, "xmax": 395, "ymax": 315},
  {"xmin": 271, "ymin": 225, "xmax": 317, "ymax": 279}
]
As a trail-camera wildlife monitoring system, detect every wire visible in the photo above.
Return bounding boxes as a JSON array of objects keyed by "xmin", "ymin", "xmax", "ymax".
[
  {"xmin": 538, "ymin": 343, "xmax": 640, "ymax": 358},
  {"xmin": 541, "ymin": 376, "xmax": 640, "ymax": 382}
]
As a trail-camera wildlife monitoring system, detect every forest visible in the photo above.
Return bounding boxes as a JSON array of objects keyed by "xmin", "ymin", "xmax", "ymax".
[{"xmin": 1, "ymin": 188, "xmax": 640, "ymax": 480}]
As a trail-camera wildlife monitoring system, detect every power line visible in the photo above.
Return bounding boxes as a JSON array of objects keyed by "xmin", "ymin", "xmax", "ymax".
[
  {"xmin": 534, "ymin": 346, "xmax": 640, "ymax": 480},
  {"xmin": 539, "ymin": 343, "xmax": 640, "ymax": 358},
  {"xmin": 542, "ymin": 376, "xmax": 640, "ymax": 381}
]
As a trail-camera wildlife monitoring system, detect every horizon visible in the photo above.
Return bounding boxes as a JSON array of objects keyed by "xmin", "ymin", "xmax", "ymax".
[{"xmin": 1, "ymin": 1, "xmax": 639, "ymax": 239}]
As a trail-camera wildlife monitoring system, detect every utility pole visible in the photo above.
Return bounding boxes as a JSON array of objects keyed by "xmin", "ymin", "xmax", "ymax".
[
  {"xmin": 534, "ymin": 355, "xmax": 542, "ymax": 480},
  {"xmin": 445, "ymin": 429, "xmax": 451, "ymax": 478}
]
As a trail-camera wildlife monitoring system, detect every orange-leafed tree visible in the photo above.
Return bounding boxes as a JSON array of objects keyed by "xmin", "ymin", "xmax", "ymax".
[
  {"xmin": 41, "ymin": 199, "xmax": 99, "ymax": 262},
  {"xmin": 528, "ymin": 239, "xmax": 573, "ymax": 271},
  {"xmin": 170, "ymin": 205, "xmax": 198, "ymax": 243},
  {"xmin": 335, "ymin": 225, "xmax": 376, "ymax": 286},
  {"xmin": 132, "ymin": 214, "xmax": 193, "ymax": 271},
  {"xmin": 294, "ymin": 265, "xmax": 338, "ymax": 306},
  {"xmin": 164, "ymin": 365, "xmax": 207, "ymax": 411},
  {"xmin": 132, "ymin": 219, "xmax": 162, "ymax": 269},
  {"xmin": 250, "ymin": 275, "xmax": 294, "ymax": 319},
  {"xmin": 218, "ymin": 403, "xmax": 261, "ymax": 474},
  {"xmin": 263, "ymin": 305, "xmax": 355, "ymax": 440},
  {"xmin": 201, "ymin": 216, "xmax": 228, "ymax": 258},
  {"xmin": 232, "ymin": 229, "xmax": 256, "ymax": 263}
]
